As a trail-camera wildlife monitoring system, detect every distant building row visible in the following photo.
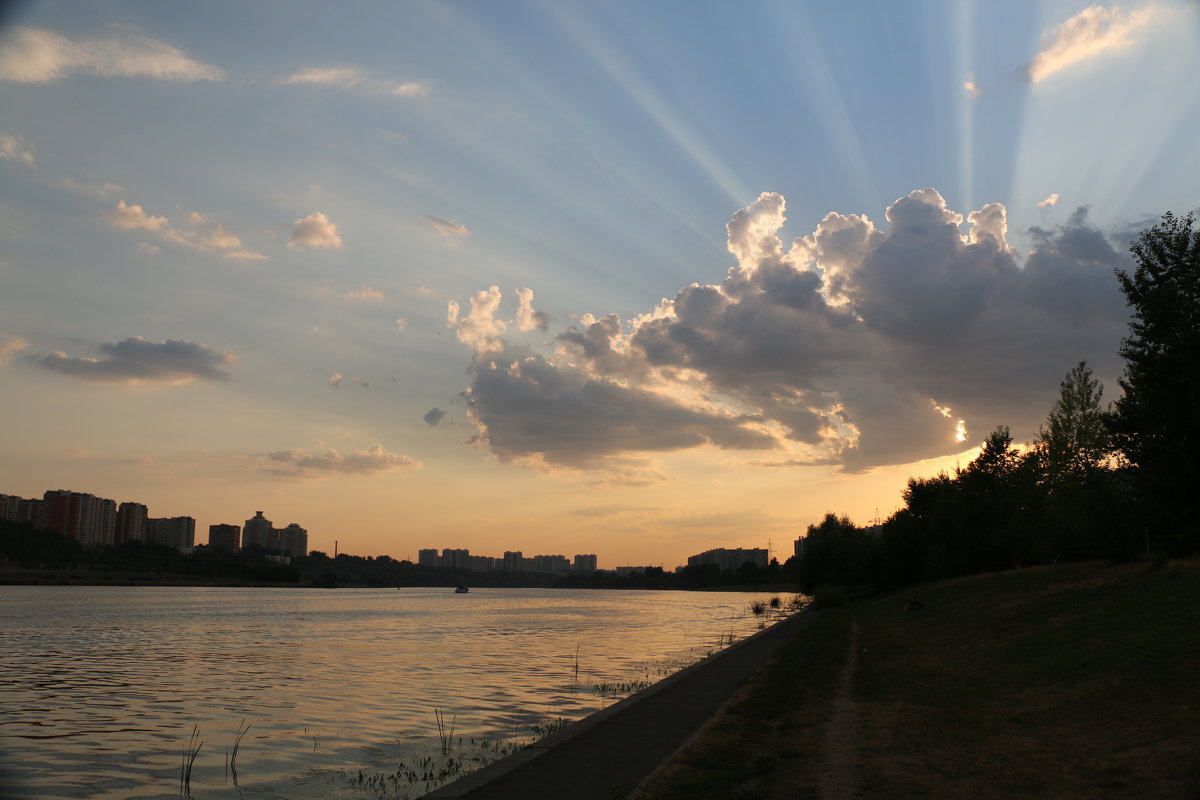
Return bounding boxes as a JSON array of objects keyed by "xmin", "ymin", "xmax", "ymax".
[
  {"xmin": 0, "ymin": 490, "xmax": 195, "ymax": 551},
  {"xmin": 686, "ymin": 547, "xmax": 769, "ymax": 571},
  {"xmin": 418, "ymin": 548, "xmax": 598, "ymax": 575},
  {"xmin": 207, "ymin": 511, "xmax": 308, "ymax": 559}
]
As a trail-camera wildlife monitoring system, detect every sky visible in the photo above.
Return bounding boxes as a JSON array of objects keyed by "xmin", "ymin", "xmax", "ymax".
[{"xmin": 1, "ymin": 1, "xmax": 1198, "ymax": 568}]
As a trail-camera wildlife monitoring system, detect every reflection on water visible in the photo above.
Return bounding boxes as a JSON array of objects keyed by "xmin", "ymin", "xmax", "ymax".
[{"xmin": 0, "ymin": 586, "xmax": 795, "ymax": 799}]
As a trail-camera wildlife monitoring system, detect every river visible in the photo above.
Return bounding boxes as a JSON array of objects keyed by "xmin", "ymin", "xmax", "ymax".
[{"xmin": 0, "ymin": 585, "xmax": 797, "ymax": 799}]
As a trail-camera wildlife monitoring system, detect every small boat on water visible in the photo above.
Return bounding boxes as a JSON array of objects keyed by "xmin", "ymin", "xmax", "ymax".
[{"xmin": 454, "ymin": 585, "xmax": 469, "ymax": 593}]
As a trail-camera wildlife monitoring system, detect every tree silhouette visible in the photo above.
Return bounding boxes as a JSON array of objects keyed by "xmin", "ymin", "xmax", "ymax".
[{"xmin": 1110, "ymin": 211, "xmax": 1200, "ymax": 550}]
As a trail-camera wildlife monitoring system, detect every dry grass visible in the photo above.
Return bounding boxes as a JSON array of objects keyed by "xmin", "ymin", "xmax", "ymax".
[{"xmin": 638, "ymin": 559, "xmax": 1200, "ymax": 800}]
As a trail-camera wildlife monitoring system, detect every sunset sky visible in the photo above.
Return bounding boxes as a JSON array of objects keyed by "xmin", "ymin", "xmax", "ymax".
[{"xmin": 2, "ymin": 1, "xmax": 1198, "ymax": 568}]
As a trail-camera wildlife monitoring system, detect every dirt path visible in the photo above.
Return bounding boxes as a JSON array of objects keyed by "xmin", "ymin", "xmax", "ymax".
[{"xmin": 818, "ymin": 618, "xmax": 860, "ymax": 800}]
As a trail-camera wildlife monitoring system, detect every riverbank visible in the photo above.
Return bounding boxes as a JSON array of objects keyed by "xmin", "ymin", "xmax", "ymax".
[{"xmin": 636, "ymin": 558, "xmax": 1200, "ymax": 799}]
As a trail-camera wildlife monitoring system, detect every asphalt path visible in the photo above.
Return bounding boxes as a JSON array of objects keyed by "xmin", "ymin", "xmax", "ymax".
[{"xmin": 426, "ymin": 606, "xmax": 816, "ymax": 800}]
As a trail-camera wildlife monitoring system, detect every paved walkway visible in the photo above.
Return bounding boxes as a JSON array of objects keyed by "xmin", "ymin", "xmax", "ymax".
[{"xmin": 426, "ymin": 607, "xmax": 816, "ymax": 800}]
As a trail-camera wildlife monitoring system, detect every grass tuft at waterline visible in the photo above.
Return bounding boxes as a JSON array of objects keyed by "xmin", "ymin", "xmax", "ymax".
[{"xmin": 637, "ymin": 558, "xmax": 1200, "ymax": 799}]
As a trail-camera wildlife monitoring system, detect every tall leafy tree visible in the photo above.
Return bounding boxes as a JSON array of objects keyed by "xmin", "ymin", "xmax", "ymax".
[
  {"xmin": 1036, "ymin": 360, "xmax": 1110, "ymax": 485},
  {"xmin": 1110, "ymin": 211, "xmax": 1200, "ymax": 548}
]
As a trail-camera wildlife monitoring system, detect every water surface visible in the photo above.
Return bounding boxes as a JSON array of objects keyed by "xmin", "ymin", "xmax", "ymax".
[{"xmin": 0, "ymin": 585, "xmax": 793, "ymax": 799}]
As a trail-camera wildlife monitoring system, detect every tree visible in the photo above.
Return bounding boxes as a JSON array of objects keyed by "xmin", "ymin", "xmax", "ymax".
[
  {"xmin": 1035, "ymin": 360, "xmax": 1110, "ymax": 485},
  {"xmin": 795, "ymin": 512, "xmax": 870, "ymax": 592},
  {"xmin": 1109, "ymin": 211, "xmax": 1200, "ymax": 550}
]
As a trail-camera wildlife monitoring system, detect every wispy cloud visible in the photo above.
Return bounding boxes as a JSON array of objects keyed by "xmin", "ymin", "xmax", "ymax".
[
  {"xmin": 54, "ymin": 177, "xmax": 123, "ymax": 197},
  {"xmin": 261, "ymin": 444, "xmax": 417, "ymax": 479},
  {"xmin": 104, "ymin": 201, "xmax": 266, "ymax": 259},
  {"xmin": 281, "ymin": 66, "xmax": 362, "ymax": 87},
  {"xmin": 1038, "ymin": 193, "xmax": 1062, "ymax": 208},
  {"xmin": 0, "ymin": 133, "xmax": 35, "ymax": 167},
  {"xmin": 289, "ymin": 211, "xmax": 342, "ymax": 249},
  {"xmin": 0, "ymin": 26, "xmax": 226, "ymax": 83},
  {"xmin": 392, "ymin": 82, "xmax": 429, "ymax": 97},
  {"xmin": 280, "ymin": 65, "xmax": 428, "ymax": 98},
  {"xmin": 0, "ymin": 332, "xmax": 29, "ymax": 365},
  {"xmin": 1024, "ymin": 4, "xmax": 1160, "ymax": 84},
  {"xmin": 426, "ymin": 215, "xmax": 470, "ymax": 238},
  {"xmin": 347, "ymin": 287, "xmax": 385, "ymax": 302},
  {"xmin": 37, "ymin": 336, "xmax": 234, "ymax": 385}
]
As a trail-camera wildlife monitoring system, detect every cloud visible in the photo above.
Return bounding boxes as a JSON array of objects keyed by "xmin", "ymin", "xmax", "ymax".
[
  {"xmin": 0, "ymin": 332, "xmax": 29, "ymax": 364},
  {"xmin": 963, "ymin": 78, "xmax": 980, "ymax": 97},
  {"xmin": 1024, "ymin": 5, "xmax": 1159, "ymax": 84},
  {"xmin": 451, "ymin": 189, "xmax": 1131, "ymax": 474},
  {"xmin": 282, "ymin": 66, "xmax": 361, "ymax": 87},
  {"xmin": 426, "ymin": 215, "xmax": 470, "ymax": 238},
  {"xmin": 423, "ymin": 407, "xmax": 446, "ymax": 427},
  {"xmin": 0, "ymin": 26, "xmax": 226, "ymax": 83},
  {"xmin": 392, "ymin": 82, "xmax": 429, "ymax": 97},
  {"xmin": 105, "ymin": 201, "xmax": 266, "ymax": 259},
  {"xmin": 396, "ymin": 317, "xmax": 409, "ymax": 332},
  {"xmin": 37, "ymin": 336, "xmax": 234, "ymax": 384},
  {"xmin": 347, "ymin": 287, "xmax": 385, "ymax": 301},
  {"xmin": 447, "ymin": 285, "xmax": 507, "ymax": 355},
  {"xmin": 0, "ymin": 133, "xmax": 35, "ymax": 166},
  {"xmin": 1038, "ymin": 193, "xmax": 1061, "ymax": 208},
  {"xmin": 289, "ymin": 211, "xmax": 342, "ymax": 249},
  {"xmin": 515, "ymin": 287, "xmax": 550, "ymax": 332},
  {"xmin": 54, "ymin": 178, "xmax": 123, "ymax": 197},
  {"xmin": 105, "ymin": 200, "xmax": 168, "ymax": 230},
  {"xmin": 328, "ymin": 372, "xmax": 343, "ymax": 389},
  {"xmin": 262, "ymin": 444, "xmax": 417, "ymax": 479}
]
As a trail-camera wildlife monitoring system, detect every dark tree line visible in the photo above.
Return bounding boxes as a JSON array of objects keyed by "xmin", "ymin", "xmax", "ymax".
[{"xmin": 793, "ymin": 211, "xmax": 1200, "ymax": 593}]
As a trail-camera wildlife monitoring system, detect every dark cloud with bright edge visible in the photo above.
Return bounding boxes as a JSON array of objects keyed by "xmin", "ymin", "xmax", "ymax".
[
  {"xmin": 37, "ymin": 336, "xmax": 234, "ymax": 384},
  {"xmin": 451, "ymin": 189, "xmax": 1134, "ymax": 474}
]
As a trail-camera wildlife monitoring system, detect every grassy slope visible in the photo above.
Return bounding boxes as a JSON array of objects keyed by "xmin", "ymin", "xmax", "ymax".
[{"xmin": 638, "ymin": 559, "xmax": 1200, "ymax": 800}]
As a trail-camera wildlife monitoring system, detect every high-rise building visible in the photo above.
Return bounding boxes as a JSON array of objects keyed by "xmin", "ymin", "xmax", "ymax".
[
  {"xmin": 42, "ymin": 490, "xmax": 116, "ymax": 547},
  {"xmin": 686, "ymin": 547, "xmax": 768, "ymax": 571},
  {"xmin": 116, "ymin": 502, "xmax": 148, "ymax": 544},
  {"xmin": 149, "ymin": 516, "xmax": 195, "ymax": 551},
  {"xmin": 208, "ymin": 523, "xmax": 240, "ymax": 552},
  {"xmin": 418, "ymin": 548, "xmax": 440, "ymax": 567},
  {"xmin": 442, "ymin": 548, "xmax": 470, "ymax": 569},
  {"xmin": 573, "ymin": 554, "xmax": 598, "ymax": 574},
  {"xmin": 502, "ymin": 551, "xmax": 524, "ymax": 571},
  {"xmin": 277, "ymin": 523, "xmax": 308, "ymax": 558},
  {"xmin": 242, "ymin": 511, "xmax": 274, "ymax": 551}
]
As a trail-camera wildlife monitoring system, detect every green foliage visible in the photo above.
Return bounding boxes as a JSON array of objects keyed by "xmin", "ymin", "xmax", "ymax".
[
  {"xmin": 1034, "ymin": 360, "xmax": 1111, "ymax": 484},
  {"xmin": 795, "ymin": 512, "xmax": 871, "ymax": 593},
  {"xmin": 1110, "ymin": 211, "xmax": 1200, "ymax": 548},
  {"xmin": 810, "ymin": 584, "xmax": 848, "ymax": 608}
]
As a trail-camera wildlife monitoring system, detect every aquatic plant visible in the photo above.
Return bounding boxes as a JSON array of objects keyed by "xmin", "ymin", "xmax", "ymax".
[
  {"xmin": 769, "ymin": 595, "xmax": 781, "ymax": 609},
  {"xmin": 749, "ymin": 600, "xmax": 767, "ymax": 615},
  {"xmin": 434, "ymin": 709, "xmax": 456, "ymax": 755},
  {"xmin": 179, "ymin": 725, "xmax": 203, "ymax": 797},
  {"xmin": 226, "ymin": 719, "xmax": 251, "ymax": 787}
]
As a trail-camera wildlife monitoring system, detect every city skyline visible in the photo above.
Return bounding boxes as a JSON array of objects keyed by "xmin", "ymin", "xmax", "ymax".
[{"xmin": 1, "ymin": 2, "xmax": 1198, "ymax": 567}]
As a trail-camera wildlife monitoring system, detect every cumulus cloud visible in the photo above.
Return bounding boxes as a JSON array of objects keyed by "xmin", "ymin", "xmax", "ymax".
[
  {"xmin": 1024, "ymin": 5, "xmax": 1159, "ymax": 84},
  {"xmin": 282, "ymin": 66, "xmax": 361, "ymax": 86},
  {"xmin": 289, "ymin": 211, "xmax": 342, "ymax": 249},
  {"xmin": 1038, "ymin": 193, "xmax": 1061, "ymax": 208},
  {"xmin": 37, "ymin": 336, "xmax": 234, "ymax": 384},
  {"xmin": 0, "ymin": 332, "xmax": 29, "ymax": 364},
  {"xmin": 136, "ymin": 241, "xmax": 160, "ymax": 255},
  {"xmin": 395, "ymin": 317, "xmax": 409, "ymax": 332},
  {"xmin": 262, "ymin": 443, "xmax": 417, "ymax": 479},
  {"xmin": 0, "ymin": 26, "xmax": 226, "ymax": 83},
  {"xmin": 963, "ymin": 78, "xmax": 980, "ymax": 97},
  {"xmin": 423, "ymin": 407, "xmax": 446, "ymax": 427},
  {"xmin": 426, "ymin": 215, "xmax": 470, "ymax": 238},
  {"xmin": 0, "ymin": 133, "xmax": 35, "ymax": 166},
  {"xmin": 515, "ymin": 287, "xmax": 550, "ymax": 332},
  {"xmin": 328, "ymin": 372, "xmax": 343, "ymax": 389},
  {"xmin": 451, "ymin": 189, "xmax": 1131, "ymax": 474}
]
